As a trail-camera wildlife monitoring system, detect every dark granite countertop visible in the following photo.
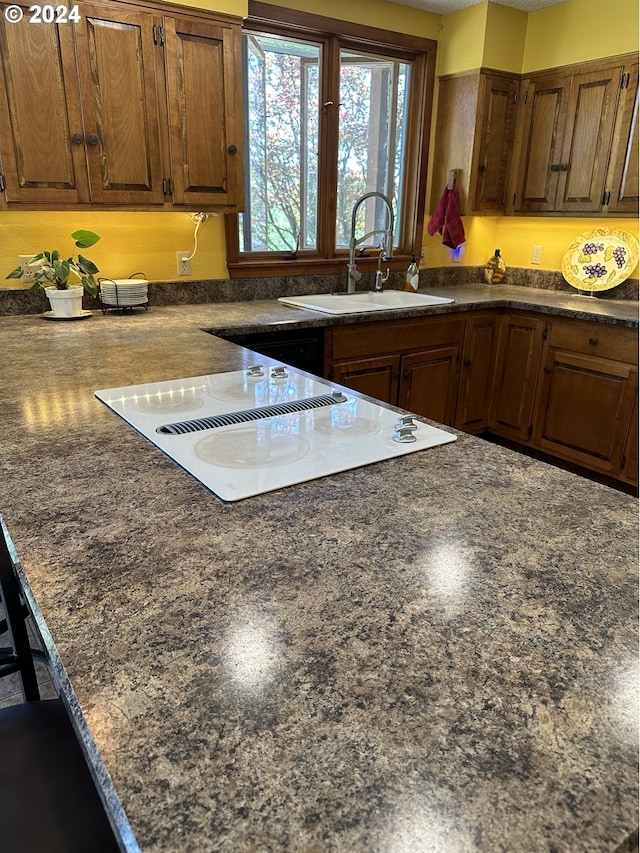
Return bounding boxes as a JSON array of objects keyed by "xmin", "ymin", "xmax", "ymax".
[{"xmin": 1, "ymin": 285, "xmax": 638, "ymax": 852}]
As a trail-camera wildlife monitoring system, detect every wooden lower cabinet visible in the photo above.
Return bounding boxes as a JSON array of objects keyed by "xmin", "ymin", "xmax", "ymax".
[
  {"xmin": 620, "ymin": 382, "xmax": 639, "ymax": 486},
  {"xmin": 331, "ymin": 355, "xmax": 399, "ymax": 404},
  {"xmin": 455, "ymin": 312, "xmax": 499, "ymax": 433},
  {"xmin": 489, "ymin": 313, "xmax": 545, "ymax": 442},
  {"xmin": 532, "ymin": 320, "xmax": 638, "ymax": 477},
  {"xmin": 400, "ymin": 345, "xmax": 461, "ymax": 424},
  {"xmin": 324, "ymin": 309, "xmax": 638, "ymax": 489},
  {"xmin": 325, "ymin": 315, "xmax": 465, "ymax": 426}
]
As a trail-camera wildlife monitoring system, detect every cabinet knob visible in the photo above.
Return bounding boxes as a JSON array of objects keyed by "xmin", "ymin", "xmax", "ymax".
[
  {"xmin": 87, "ymin": 134, "xmax": 99, "ymax": 146},
  {"xmin": 478, "ymin": 164, "xmax": 486, "ymax": 173},
  {"xmin": 544, "ymin": 366, "xmax": 552, "ymax": 374},
  {"xmin": 228, "ymin": 144, "xmax": 237, "ymax": 155},
  {"xmin": 72, "ymin": 133, "xmax": 84, "ymax": 145},
  {"xmin": 589, "ymin": 337, "xmax": 598, "ymax": 346},
  {"xmin": 463, "ymin": 359, "xmax": 472, "ymax": 367}
]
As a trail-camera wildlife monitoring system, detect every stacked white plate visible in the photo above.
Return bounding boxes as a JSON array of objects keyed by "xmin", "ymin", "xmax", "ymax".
[{"xmin": 99, "ymin": 279, "xmax": 148, "ymax": 307}]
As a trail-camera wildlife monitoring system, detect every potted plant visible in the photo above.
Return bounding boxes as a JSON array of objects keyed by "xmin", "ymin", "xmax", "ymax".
[{"xmin": 6, "ymin": 230, "xmax": 101, "ymax": 318}]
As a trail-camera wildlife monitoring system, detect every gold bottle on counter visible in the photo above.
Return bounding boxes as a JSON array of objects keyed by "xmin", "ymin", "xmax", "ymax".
[{"xmin": 484, "ymin": 248, "xmax": 506, "ymax": 284}]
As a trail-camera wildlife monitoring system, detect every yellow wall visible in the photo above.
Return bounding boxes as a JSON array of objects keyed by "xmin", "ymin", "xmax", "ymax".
[
  {"xmin": 159, "ymin": 0, "xmax": 246, "ymax": 14},
  {"xmin": 1, "ymin": 212, "xmax": 229, "ymax": 289},
  {"xmin": 436, "ymin": 3, "xmax": 487, "ymax": 76},
  {"xmin": 0, "ymin": 0, "xmax": 638, "ymax": 289},
  {"xmin": 423, "ymin": 216, "xmax": 640, "ymax": 272},
  {"xmin": 522, "ymin": 0, "xmax": 638, "ymax": 72},
  {"xmin": 483, "ymin": 3, "xmax": 527, "ymax": 74},
  {"xmin": 271, "ymin": 0, "xmax": 440, "ymax": 38}
]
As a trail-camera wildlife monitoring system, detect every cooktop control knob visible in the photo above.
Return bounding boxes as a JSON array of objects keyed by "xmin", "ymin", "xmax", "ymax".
[
  {"xmin": 393, "ymin": 426, "xmax": 418, "ymax": 443},
  {"xmin": 395, "ymin": 415, "xmax": 417, "ymax": 430},
  {"xmin": 246, "ymin": 365, "xmax": 264, "ymax": 378},
  {"xmin": 271, "ymin": 366, "xmax": 289, "ymax": 380}
]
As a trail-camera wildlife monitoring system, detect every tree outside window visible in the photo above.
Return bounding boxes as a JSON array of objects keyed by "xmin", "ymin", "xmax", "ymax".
[{"xmin": 226, "ymin": 5, "xmax": 436, "ymax": 278}]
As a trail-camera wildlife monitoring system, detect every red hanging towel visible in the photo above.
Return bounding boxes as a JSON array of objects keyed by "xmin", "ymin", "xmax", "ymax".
[{"xmin": 427, "ymin": 187, "xmax": 466, "ymax": 250}]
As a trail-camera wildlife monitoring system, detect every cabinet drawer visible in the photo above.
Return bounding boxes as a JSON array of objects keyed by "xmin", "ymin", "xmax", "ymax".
[
  {"xmin": 548, "ymin": 320, "xmax": 638, "ymax": 364},
  {"xmin": 330, "ymin": 316, "xmax": 465, "ymax": 360}
]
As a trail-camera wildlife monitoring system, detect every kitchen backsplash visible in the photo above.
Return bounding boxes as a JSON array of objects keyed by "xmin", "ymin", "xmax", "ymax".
[{"xmin": 0, "ymin": 267, "xmax": 637, "ymax": 315}]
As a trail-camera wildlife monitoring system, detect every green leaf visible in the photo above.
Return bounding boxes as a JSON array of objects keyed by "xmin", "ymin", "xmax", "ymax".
[
  {"xmin": 81, "ymin": 275, "xmax": 98, "ymax": 297},
  {"xmin": 76, "ymin": 255, "xmax": 99, "ymax": 275},
  {"xmin": 72, "ymin": 230, "xmax": 101, "ymax": 249},
  {"xmin": 6, "ymin": 268, "xmax": 23, "ymax": 279},
  {"xmin": 53, "ymin": 259, "xmax": 71, "ymax": 283}
]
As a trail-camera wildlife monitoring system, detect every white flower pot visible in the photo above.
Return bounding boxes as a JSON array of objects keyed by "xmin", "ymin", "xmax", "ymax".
[{"xmin": 45, "ymin": 286, "xmax": 84, "ymax": 318}]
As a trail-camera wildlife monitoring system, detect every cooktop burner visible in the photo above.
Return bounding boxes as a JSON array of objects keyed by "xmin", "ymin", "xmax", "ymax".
[{"xmin": 95, "ymin": 365, "xmax": 456, "ymax": 502}]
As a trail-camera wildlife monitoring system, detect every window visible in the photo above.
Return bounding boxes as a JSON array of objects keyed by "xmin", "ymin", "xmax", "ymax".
[{"xmin": 225, "ymin": 2, "xmax": 437, "ymax": 278}]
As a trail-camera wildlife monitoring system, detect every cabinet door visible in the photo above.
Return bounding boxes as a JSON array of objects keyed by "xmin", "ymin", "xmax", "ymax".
[
  {"xmin": 164, "ymin": 16, "xmax": 243, "ymax": 209},
  {"xmin": 472, "ymin": 74, "xmax": 518, "ymax": 212},
  {"xmin": 605, "ymin": 62, "xmax": 639, "ymax": 215},
  {"xmin": 0, "ymin": 6, "xmax": 89, "ymax": 203},
  {"xmin": 555, "ymin": 65, "xmax": 621, "ymax": 213},
  {"xmin": 489, "ymin": 315, "xmax": 545, "ymax": 442},
  {"xmin": 455, "ymin": 313, "xmax": 498, "ymax": 433},
  {"xmin": 620, "ymin": 378, "xmax": 638, "ymax": 486},
  {"xmin": 532, "ymin": 349, "xmax": 636, "ymax": 475},
  {"xmin": 74, "ymin": 4, "xmax": 165, "ymax": 205},
  {"xmin": 512, "ymin": 73, "xmax": 568, "ymax": 213},
  {"xmin": 331, "ymin": 356, "xmax": 400, "ymax": 404},
  {"xmin": 399, "ymin": 345, "xmax": 460, "ymax": 425}
]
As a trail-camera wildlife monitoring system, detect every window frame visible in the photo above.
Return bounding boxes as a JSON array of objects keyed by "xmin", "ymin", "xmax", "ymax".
[{"xmin": 225, "ymin": 1, "xmax": 437, "ymax": 279}]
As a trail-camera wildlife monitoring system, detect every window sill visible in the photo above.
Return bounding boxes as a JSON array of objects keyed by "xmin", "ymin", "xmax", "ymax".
[{"xmin": 227, "ymin": 255, "xmax": 414, "ymax": 280}]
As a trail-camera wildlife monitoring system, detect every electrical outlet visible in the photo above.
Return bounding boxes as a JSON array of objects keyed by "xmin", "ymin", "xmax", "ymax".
[
  {"xmin": 177, "ymin": 252, "xmax": 191, "ymax": 276},
  {"xmin": 531, "ymin": 245, "xmax": 543, "ymax": 265},
  {"xmin": 18, "ymin": 254, "xmax": 38, "ymax": 283}
]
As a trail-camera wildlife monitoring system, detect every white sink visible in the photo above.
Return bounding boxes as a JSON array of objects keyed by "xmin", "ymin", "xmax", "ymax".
[{"xmin": 278, "ymin": 290, "xmax": 455, "ymax": 315}]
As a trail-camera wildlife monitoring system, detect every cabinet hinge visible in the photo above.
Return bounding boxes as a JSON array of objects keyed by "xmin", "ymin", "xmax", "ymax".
[
  {"xmin": 528, "ymin": 424, "xmax": 533, "ymax": 438},
  {"xmin": 512, "ymin": 193, "xmax": 516, "ymax": 206},
  {"xmin": 513, "ymin": 91, "xmax": 517, "ymax": 104},
  {"xmin": 620, "ymin": 71, "xmax": 630, "ymax": 89},
  {"xmin": 0, "ymin": 174, "xmax": 5, "ymax": 192},
  {"xmin": 621, "ymin": 454, "xmax": 627, "ymax": 468},
  {"xmin": 542, "ymin": 325, "xmax": 548, "ymax": 340},
  {"xmin": 162, "ymin": 178, "xmax": 173, "ymax": 196},
  {"xmin": 602, "ymin": 190, "xmax": 611, "ymax": 206},
  {"xmin": 524, "ymin": 90, "xmax": 528, "ymax": 104},
  {"xmin": 153, "ymin": 24, "xmax": 165, "ymax": 45}
]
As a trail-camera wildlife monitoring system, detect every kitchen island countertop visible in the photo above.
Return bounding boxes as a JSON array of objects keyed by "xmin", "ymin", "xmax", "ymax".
[{"xmin": 0, "ymin": 285, "xmax": 638, "ymax": 852}]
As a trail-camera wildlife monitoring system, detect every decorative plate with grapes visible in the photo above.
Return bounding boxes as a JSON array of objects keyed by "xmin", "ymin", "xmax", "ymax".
[{"xmin": 562, "ymin": 228, "xmax": 639, "ymax": 292}]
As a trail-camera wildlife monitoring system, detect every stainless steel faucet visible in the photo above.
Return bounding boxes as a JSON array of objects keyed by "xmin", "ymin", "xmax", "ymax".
[{"xmin": 347, "ymin": 191, "xmax": 395, "ymax": 293}]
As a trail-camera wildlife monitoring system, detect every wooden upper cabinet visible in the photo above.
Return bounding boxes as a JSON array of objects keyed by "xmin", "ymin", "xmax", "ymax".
[
  {"xmin": 555, "ymin": 65, "xmax": 622, "ymax": 213},
  {"xmin": 430, "ymin": 70, "xmax": 518, "ymax": 214},
  {"xmin": 0, "ymin": 0, "xmax": 243, "ymax": 210},
  {"xmin": 512, "ymin": 71, "xmax": 571, "ymax": 212},
  {"xmin": 473, "ymin": 73, "xmax": 519, "ymax": 212},
  {"xmin": 75, "ymin": 3, "xmax": 165, "ymax": 205},
  {"xmin": 0, "ymin": 7, "xmax": 90, "ymax": 203},
  {"xmin": 164, "ymin": 16, "xmax": 243, "ymax": 209},
  {"xmin": 510, "ymin": 58, "xmax": 630, "ymax": 214},
  {"xmin": 604, "ymin": 61, "xmax": 639, "ymax": 214}
]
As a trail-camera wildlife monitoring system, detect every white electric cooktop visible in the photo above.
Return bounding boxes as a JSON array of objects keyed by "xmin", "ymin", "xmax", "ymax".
[{"xmin": 95, "ymin": 365, "xmax": 456, "ymax": 502}]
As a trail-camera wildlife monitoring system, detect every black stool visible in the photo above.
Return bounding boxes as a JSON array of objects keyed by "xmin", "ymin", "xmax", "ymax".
[{"xmin": 0, "ymin": 518, "xmax": 122, "ymax": 853}]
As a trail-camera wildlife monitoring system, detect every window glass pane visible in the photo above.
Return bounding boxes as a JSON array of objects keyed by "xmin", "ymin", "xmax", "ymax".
[
  {"xmin": 239, "ymin": 33, "xmax": 320, "ymax": 253},
  {"xmin": 336, "ymin": 50, "xmax": 409, "ymax": 249}
]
